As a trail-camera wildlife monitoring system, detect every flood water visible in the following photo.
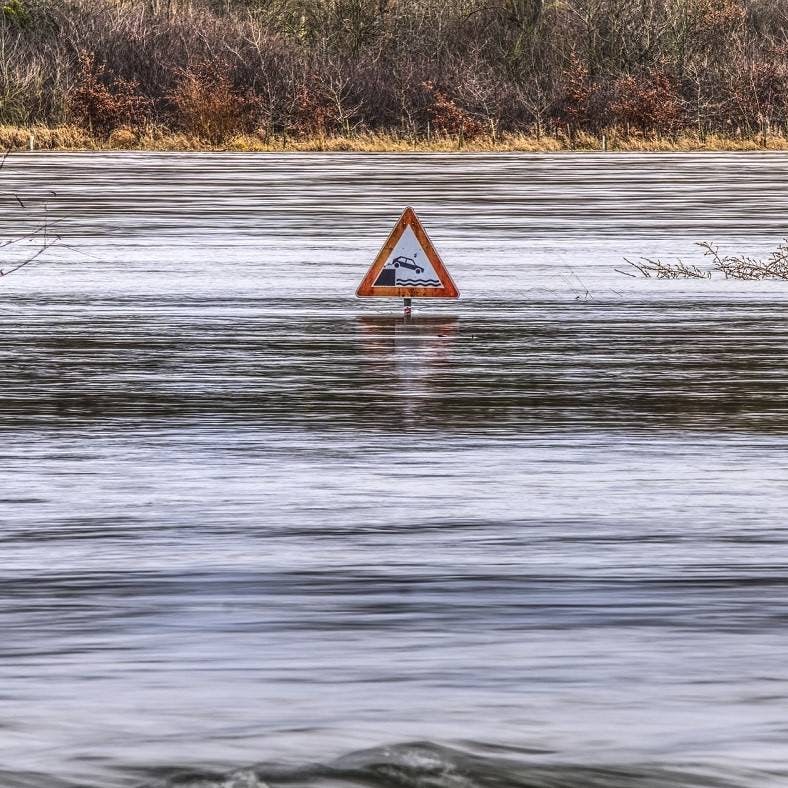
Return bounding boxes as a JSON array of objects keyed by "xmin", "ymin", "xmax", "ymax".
[{"xmin": 2, "ymin": 152, "xmax": 788, "ymax": 788}]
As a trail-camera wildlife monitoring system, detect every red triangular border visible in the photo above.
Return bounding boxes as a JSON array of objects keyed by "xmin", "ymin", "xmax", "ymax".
[{"xmin": 356, "ymin": 207, "xmax": 460, "ymax": 298}]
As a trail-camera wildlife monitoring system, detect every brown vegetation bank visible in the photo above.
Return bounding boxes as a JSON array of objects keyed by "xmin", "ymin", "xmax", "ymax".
[{"xmin": 2, "ymin": 0, "xmax": 787, "ymax": 152}]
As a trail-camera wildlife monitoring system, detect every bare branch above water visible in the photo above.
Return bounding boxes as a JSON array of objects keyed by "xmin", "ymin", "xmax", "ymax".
[
  {"xmin": 1, "ymin": 151, "xmax": 61, "ymax": 281},
  {"xmin": 621, "ymin": 240, "xmax": 788, "ymax": 281},
  {"xmin": 698, "ymin": 240, "xmax": 788, "ymax": 280},
  {"xmin": 619, "ymin": 257, "xmax": 711, "ymax": 279}
]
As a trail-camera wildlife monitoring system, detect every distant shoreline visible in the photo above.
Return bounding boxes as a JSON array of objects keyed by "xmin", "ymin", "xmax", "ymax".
[{"xmin": 5, "ymin": 126, "xmax": 788, "ymax": 154}]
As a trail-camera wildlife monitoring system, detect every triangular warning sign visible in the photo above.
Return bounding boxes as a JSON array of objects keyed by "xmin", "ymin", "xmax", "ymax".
[{"xmin": 356, "ymin": 207, "xmax": 459, "ymax": 298}]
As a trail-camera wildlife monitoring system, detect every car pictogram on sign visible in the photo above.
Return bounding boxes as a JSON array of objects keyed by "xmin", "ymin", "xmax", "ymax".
[{"xmin": 392, "ymin": 256, "xmax": 424, "ymax": 274}]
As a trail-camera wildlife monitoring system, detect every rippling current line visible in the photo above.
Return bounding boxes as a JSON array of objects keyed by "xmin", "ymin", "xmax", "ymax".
[{"xmin": 3, "ymin": 152, "xmax": 788, "ymax": 239}]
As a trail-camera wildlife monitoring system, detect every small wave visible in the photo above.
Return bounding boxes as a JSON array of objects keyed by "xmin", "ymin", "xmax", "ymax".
[
  {"xmin": 131, "ymin": 741, "xmax": 765, "ymax": 788},
  {"xmin": 0, "ymin": 771, "xmax": 76, "ymax": 788},
  {"xmin": 396, "ymin": 279, "xmax": 441, "ymax": 286}
]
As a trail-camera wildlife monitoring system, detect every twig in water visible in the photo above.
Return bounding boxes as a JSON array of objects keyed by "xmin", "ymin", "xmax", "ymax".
[
  {"xmin": 560, "ymin": 267, "xmax": 593, "ymax": 300},
  {"xmin": 0, "ymin": 239, "xmax": 60, "ymax": 278},
  {"xmin": 1, "ymin": 150, "xmax": 62, "ymax": 281}
]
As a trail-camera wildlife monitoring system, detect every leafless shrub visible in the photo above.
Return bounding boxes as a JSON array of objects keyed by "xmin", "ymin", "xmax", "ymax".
[
  {"xmin": 317, "ymin": 63, "xmax": 364, "ymax": 136},
  {"xmin": 701, "ymin": 240, "xmax": 788, "ymax": 279}
]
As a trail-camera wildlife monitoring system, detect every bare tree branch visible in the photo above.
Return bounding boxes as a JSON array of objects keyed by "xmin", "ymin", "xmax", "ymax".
[{"xmin": 1, "ymin": 150, "xmax": 61, "ymax": 283}]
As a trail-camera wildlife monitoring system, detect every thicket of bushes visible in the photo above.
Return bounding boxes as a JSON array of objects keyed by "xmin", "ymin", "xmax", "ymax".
[{"xmin": 1, "ymin": 0, "xmax": 787, "ymax": 144}]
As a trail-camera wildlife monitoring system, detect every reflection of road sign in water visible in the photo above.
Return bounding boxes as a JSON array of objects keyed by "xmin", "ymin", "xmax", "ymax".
[{"xmin": 356, "ymin": 207, "xmax": 460, "ymax": 298}]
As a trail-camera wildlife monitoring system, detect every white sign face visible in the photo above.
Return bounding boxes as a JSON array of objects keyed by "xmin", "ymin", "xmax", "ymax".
[{"xmin": 372, "ymin": 226, "xmax": 445, "ymax": 288}]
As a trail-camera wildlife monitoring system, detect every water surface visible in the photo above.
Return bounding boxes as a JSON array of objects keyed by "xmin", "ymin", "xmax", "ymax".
[{"xmin": 1, "ymin": 153, "xmax": 788, "ymax": 788}]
